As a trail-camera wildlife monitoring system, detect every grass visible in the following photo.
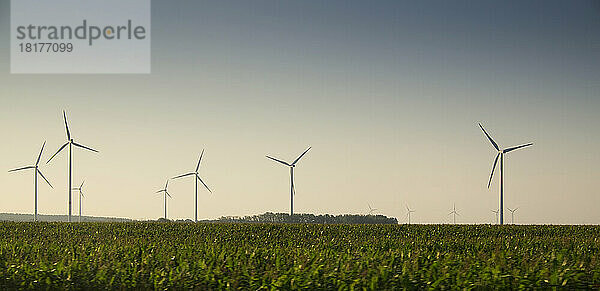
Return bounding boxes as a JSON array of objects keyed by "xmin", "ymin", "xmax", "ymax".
[{"xmin": 0, "ymin": 222, "xmax": 598, "ymax": 289}]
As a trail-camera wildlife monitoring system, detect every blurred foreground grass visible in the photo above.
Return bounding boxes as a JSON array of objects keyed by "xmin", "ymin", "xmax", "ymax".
[{"xmin": 0, "ymin": 222, "xmax": 598, "ymax": 289}]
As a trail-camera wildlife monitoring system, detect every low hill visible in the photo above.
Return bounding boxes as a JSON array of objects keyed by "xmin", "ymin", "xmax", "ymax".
[
  {"xmin": 0, "ymin": 213, "xmax": 132, "ymax": 222},
  {"xmin": 0, "ymin": 212, "xmax": 398, "ymax": 224}
]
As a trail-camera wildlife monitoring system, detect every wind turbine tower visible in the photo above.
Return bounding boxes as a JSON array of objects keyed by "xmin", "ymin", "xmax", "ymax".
[
  {"xmin": 406, "ymin": 205, "xmax": 415, "ymax": 224},
  {"xmin": 491, "ymin": 209, "xmax": 499, "ymax": 224},
  {"xmin": 448, "ymin": 204, "xmax": 460, "ymax": 224},
  {"xmin": 47, "ymin": 111, "xmax": 98, "ymax": 222},
  {"xmin": 479, "ymin": 123, "xmax": 532, "ymax": 225},
  {"xmin": 155, "ymin": 179, "xmax": 172, "ymax": 220},
  {"xmin": 266, "ymin": 147, "xmax": 311, "ymax": 216},
  {"xmin": 8, "ymin": 141, "xmax": 53, "ymax": 221},
  {"xmin": 172, "ymin": 150, "xmax": 211, "ymax": 222},
  {"xmin": 367, "ymin": 203, "xmax": 378, "ymax": 216},
  {"xmin": 72, "ymin": 181, "xmax": 86, "ymax": 222},
  {"xmin": 507, "ymin": 207, "xmax": 519, "ymax": 224}
]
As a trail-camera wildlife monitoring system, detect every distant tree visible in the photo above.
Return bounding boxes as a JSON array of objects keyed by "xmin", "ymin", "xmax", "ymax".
[{"xmin": 217, "ymin": 212, "xmax": 398, "ymax": 224}]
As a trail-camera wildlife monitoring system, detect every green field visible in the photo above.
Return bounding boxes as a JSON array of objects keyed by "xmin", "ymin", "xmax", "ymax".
[{"xmin": 0, "ymin": 222, "xmax": 599, "ymax": 289}]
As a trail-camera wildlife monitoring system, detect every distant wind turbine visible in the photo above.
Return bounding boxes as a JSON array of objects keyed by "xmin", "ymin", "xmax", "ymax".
[
  {"xmin": 448, "ymin": 204, "xmax": 460, "ymax": 224},
  {"xmin": 47, "ymin": 111, "xmax": 98, "ymax": 222},
  {"xmin": 155, "ymin": 179, "xmax": 172, "ymax": 220},
  {"xmin": 507, "ymin": 207, "xmax": 519, "ymax": 224},
  {"xmin": 491, "ymin": 209, "xmax": 499, "ymax": 224},
  {"xmin": 479, "ymin": 123, "xmax": 532, "ymax": 225},
  {"xmin": 406, "ymin": 205, "xmax": 415, "ymax": 224},
  {"xmin": 172, "ymin": 150, "xmax": 211, "ymax": 222},
  {"xmin": 367, "ymin": 203, "xmax": 378, "ymax": 215},
  {"xmin": 8, "ymin": 141, "xmax": 53, "ymax": 222},
  {"xmin": 72, "ymin": 181, "xmax": 85, "ymax": 222},
  {"xmin": 266, "ymin": 147, "xmax": 311, "ymax": 216}
]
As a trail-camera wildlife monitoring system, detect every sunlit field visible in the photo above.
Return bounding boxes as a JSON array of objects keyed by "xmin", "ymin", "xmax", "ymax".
[{"xmin": 0, "ymin": 222, "xmax": 599, "ymax": 289}]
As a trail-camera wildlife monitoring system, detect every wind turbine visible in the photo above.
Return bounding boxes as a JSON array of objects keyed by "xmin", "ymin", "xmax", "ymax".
[
  {"xmin": 406, "ymin": 205, "xmax": 415, "ymax": 224},
  {"xmin": 8, "ymin": 141, "xmax": 53, "ymax": 221},
  {"xmin": 266, "ymin": 147, "xmax": 311, "ymax": 216},
  {"xmin": 491, "ymin": 209, "xmax": 499, "ymax": 224},
  {"xmin": 47, "ymin": 111, "xmax": 98, "ymax": 222},
  {"xmin": 507, "ymin": 207, "xmax": 519, "ymax": 224},
  {"xmin": 155, "ymin": 179, "xmax": 172, "ymax": 220},
  {"xmin": 172, "ymin": 150, "xmax": 211, "ymax": 222},
  {"xmin": 448, "ymin": 204, "xmax": 459, "ymax": 224},
  {"xmin": 479, "ymin": 123, "xmax": 532, "ymax": 225},
  {"xmin": 367, "ymin": 203, "xmax": 378, "ymax": 216},
  {"xmin": 72, "ymin": 181, "xmax": 85, "ymax": 222}
]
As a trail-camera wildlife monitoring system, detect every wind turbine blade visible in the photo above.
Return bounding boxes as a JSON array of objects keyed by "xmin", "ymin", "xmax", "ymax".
[
  {"xmin": 197, "ymin": 175, "xmax": 212, "ymax": 193},
  {"xmin": 165, "ymin": 180, "xmax": 169, "ymax": 189},
  {"xmin": 487, "ymin": 153, "xmax": 500, "ymax": 188},
  {"xmin": 63, "ymin": 110, "xmax": 71, "ymax": 140},
  {"xmin": 292, "ymin": 147, "xmax": 311, "ymax": 166},
  {"xmin": 155, "ymin": 189, "xmax": 164, "ymax": 193},
  {"xmin": 478, "ymin": 123, "xmax": 499, "ymax": 151},
  {"xmin": 36, "ymin": 141, "xmax": 46, "ymax": 166},
  {"xmin": 196, "ymin": 149, "xmax": 204, "ymax": 172},
  {"xmin": 72, "ymin": 142, "xmax": 99, "ymax": 153},
  {"xmin": 266, "ymin": 155, "xmax": 290, "ymax": 166},
  {"xmin": 47, "ymin": 142, "xmax": 69, "ymax": 164},
  {"xmin": 8, "ymin": 166, "xmax": 35, "ymax": 173},
  {"xmin": 166, "ymin": 191, "xmax": 172, "ymax": 198},
  {"xmin": 503, "ymin": 143, "xmax": 533, "ymax": 153},
  {"xmin": 37, "ymin": 169, "xmax": 53, "ymax": 188},
  {"xmin": 80, "ymin": 180, "xmax": 85, "ymax": 188},
  {"xmin": 171, "ymin": 172, "xmax": 195, "ymax": 179}
]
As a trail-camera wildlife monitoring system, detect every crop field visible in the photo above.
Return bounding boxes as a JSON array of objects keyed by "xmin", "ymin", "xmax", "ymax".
[{"xmin": 0, "ymin": 222, "xmax": 599, "ymax": 289}]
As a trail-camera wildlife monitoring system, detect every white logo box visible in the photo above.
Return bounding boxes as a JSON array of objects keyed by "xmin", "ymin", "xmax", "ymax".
[{"xmin": 11, "ymin": 0, "xmax": 151, "ymax": 74}]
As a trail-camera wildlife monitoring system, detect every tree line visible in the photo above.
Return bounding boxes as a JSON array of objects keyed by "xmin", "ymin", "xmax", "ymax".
[{"xmin": 216, "ymin": 212, "xmax": 398, "ymax": 224}]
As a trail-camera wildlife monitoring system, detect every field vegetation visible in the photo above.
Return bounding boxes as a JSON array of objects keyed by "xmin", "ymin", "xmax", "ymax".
[{"xmin": 0, "ymin": 222, "xmax": 598, "ymax": 289}]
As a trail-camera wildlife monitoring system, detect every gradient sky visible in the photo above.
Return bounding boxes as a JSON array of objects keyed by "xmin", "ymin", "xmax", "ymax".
[{"xmin": 0, "ymin": 0, "xmax": 599, "ymax": 224}]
